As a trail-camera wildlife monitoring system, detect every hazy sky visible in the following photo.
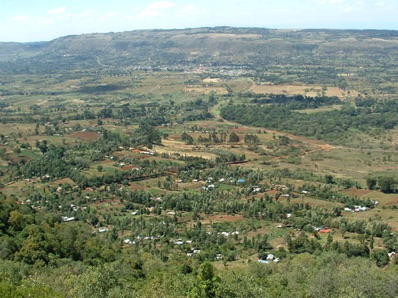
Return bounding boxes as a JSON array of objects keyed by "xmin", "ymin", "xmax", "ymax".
[{"xmin": 1, "ymin": 0, "xmax": 397, "ymax": 42}]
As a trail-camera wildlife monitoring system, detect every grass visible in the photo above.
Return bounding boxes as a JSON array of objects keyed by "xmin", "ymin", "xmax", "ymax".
[
  {"xmin": 297, "ymin": 104, "xmax": 343, "ymax": 114},
  {"xmin": 20, "ymin": 149, "xmax": 41, "ymax": 159}
]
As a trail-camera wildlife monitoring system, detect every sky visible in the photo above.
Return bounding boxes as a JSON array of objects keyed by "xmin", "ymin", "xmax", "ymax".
[{"xmin": 1, "ymin": 0, "xmax": 397, "ymax": 42}]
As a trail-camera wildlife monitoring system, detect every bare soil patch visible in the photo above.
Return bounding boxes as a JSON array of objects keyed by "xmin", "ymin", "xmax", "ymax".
[
  {"xmin": 128, "ymin": 183, "xmax": 146, "ymax": 191},
  {"xmin": 70, "ymin": 131, "xmax": 100, "ymax": 141},
  {"xmin": 201, "ymin": 214, "xmax": 243, "ymax": 224},
  {"xmin": 50, "ymin": 178, "xmax": 75, "ymax": 186}
]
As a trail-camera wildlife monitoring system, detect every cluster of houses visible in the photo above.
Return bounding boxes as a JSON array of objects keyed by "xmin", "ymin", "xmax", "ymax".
[
  {"xmin": 258, "ymin": 253, "xmax": 280, "ymax": 264},
  {"xmin": 123, "ymin": 234, "xmax": 164, "ymax": 244},
  {"xmin": 129, "ymin": 147, "xmax": 156, "ymax": 156},
  {"xmin": 171, "ymin": 239, "xmax": 207, "ymax": 257},
  {"xmin": 199, "ymin": 177, "xmax": 292, "ymax": 194},
  {"xmin": 218, "ymin": 231, "xmax": 239, "ymax": 237},
  {"xmin": 313, "ymin": 226, "xmax": 333, "ymax": 233},
  {"xmin": 273, "ymin": 184, "xmax": 290, "ymax": 191},
  {"xmin": 123, "ymin": 239, "xmax": 135, "ymax": 244},
  {"xmin": 174, "ymin": 239, "xmax": 192, "ymax": 245},
  {"xmin": 109, "ymin": 231, "xmax": 228, "ymax": 257},
  {"xmin": 344, "ymin": 206, "xmax": 368, "ymax": 212},
  {"xmin": 61, "ymin": 204, "xmax": 85, "ymax": 222},
  {"xmin": 186, "ymin": 248, "xmax": 201, "ymax": 257},
  {"xmin": 197, "ymin": 176, "xmax": 265, "ymax": 192}
]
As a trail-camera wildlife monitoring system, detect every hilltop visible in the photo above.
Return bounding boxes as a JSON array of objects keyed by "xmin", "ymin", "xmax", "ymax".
[{"xmin": 1, "ymin": 27, "xmax": 398, "ymax": 96}]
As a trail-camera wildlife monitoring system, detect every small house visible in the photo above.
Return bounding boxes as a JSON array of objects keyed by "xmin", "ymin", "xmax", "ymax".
[{"xmin": 319, "ymin": 229, "xmax": 332, "ymax": 233}]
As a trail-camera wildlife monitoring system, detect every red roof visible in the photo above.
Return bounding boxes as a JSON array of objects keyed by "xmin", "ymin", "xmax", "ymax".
[{"xmin": 319, "ymin": 229, "xmax": 332, "ymax": 233}]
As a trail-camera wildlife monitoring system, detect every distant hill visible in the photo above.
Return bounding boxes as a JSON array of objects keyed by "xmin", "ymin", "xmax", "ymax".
[{"xmin": 1, "ymin": 27, "xmax": 398, "ymax": 78}]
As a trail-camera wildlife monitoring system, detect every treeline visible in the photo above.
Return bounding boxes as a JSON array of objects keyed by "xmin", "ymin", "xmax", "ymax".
[
  {"xmin": 249, "ymin": 94, "xmax": 341, "ymax": 110},
  {"xmin": 220, "ymin": 98, "xmax": 398, "ymax": 142},
  {"xmin": 2, "ymin": 250, "xmax": 398, "ymax": 297},
  {"xmin": 366, "ymin": 174, "xmax": 398, "ymax": 193}
]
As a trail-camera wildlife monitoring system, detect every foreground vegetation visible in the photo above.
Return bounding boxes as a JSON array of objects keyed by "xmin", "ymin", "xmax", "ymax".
[{"xmin": 0, "ymin": 27, "xmax": 398, "ymax": 297}]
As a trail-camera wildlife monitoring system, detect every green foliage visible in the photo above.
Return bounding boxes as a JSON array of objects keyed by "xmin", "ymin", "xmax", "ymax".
[
  {"xmin": 221, "ymin": 99, "xmax": 398, "ymax": 143},
  {"xmin": 228, "ymin": 132, "xmax": 239, "ymax": 143},
  {"xmin": 378, "ymin": 176, "xmax": 397, "ymax": 193},
  {"xmin": 2, "ymin": 27, "xmax": 398, "ymax": 298},
  {"xmin": 366, "ymin": 176, "xmax": 377, "ymax": 190},
  {"xmin": 132, "ymin": 122, "xmax": 162, "ymax": 147},
  {"xmin": 189, "ymin": 261, "xmax": 221, "ymax": 298},
  {"xmin": 182, "ymin": 132, "xmax": 194, "ymax": 144},
  {"xmin": 372, "ymin": 249, "xmax": 389, "ymax": 267}
]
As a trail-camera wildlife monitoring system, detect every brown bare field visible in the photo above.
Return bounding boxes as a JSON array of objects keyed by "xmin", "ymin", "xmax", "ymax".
[
  {"xmin": 128, "ymin": 183, "xmax": 146, "ymax": 191},
  {"xmin": 201, "ymin": 214, "xmax": 243, "ymax": 224},
  {"xmin": 340, "ymin": 188, "xmax": 373, "ymax": 197},
  {"xmin": 50, "ymin": 178, "xmax": 75, "ymax": 186},
  {"xmin": 121, "ymin": 164, "xmax": 136, "ymax": 171},
  {"xmin": 70, "ymin": 131, "xmax": 100, "ymax": 141},
  {"xmin": 252, "ymin": 84, "xmax": 359, "ymax": 99}
]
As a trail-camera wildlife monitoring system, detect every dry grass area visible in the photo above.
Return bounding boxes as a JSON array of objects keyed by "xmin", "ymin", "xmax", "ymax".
[
  {"xmin": 170, "ymin": 33, "xmax": 261, "ymax": 41},
  {"xmin": 50, "ymin": 178, "xmax": 75, "ymax": 186},
  {"xmin": 252, "ymin": 84, "xmax": 359, "ymax": 99},
  {"xmin": 348, "ymin": 208, "xmax": 398, "ymax": 230},
  {"xmin": 201, "ymin": 214, "xmax": 243, "ymax": 224},
  {"xmin": 203, "ymin": 78, "xmax": 222, "ymax": 83},
  {"xmin": 0, "ymin": 123, "xmax": 37, "ymax": 135},
  {"xmin": 184, "ymin": 86, "xmax": 228, "ymax": 94},
  {"xmin": 153, "ymin": 139, "xmax": 219, "ymax": 160}
]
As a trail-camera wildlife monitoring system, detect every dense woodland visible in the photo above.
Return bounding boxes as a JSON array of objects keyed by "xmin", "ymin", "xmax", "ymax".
[
  {"xmin": 221, "ymin": 96, "xmax": 398, "ymax": 142},
  {"xmin": 0, "ymin": 27, "xmax": 398, "ymax": 297}
]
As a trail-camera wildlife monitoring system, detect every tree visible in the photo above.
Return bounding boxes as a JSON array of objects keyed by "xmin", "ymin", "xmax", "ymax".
[
  {"xmin": 189, "ymin": 261, "xmax": 221, "ymax": 298},
  {"xmin": 278, "ymin": 135, "xmax": 290, "ymax": 146},
  {"xmin": 378, "ymin": 176, "xmax": 396, "ymax": 193},
  {"xmin": 134, "ymin": 122, "xmax": 162, "ymax": 146},
  {"xmin": 228, "ymin": 132, "xmax": 239, "ymax": 143},
  {"xmin": 372, "ymin": 249, "xmax": 389, "ymax": 267},
  {"xmin": 244, "ymin": 134, "xmax": 259, "ymax": 144},
  {"xmin": 324, "ymin": 175, "xmax": 334, "ymax": 184},
  {"xmin": 181, "ymin": 132, "xmax": 194, "ymax": 145},
  {"xmin": 366, "ymin": 177, "xmax": 377, "ymax": 190}
]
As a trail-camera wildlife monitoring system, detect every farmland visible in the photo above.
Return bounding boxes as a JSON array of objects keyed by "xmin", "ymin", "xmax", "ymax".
[{"xmin": 0, "ymin": 27, "xmax": 398, "ymax": 297}]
